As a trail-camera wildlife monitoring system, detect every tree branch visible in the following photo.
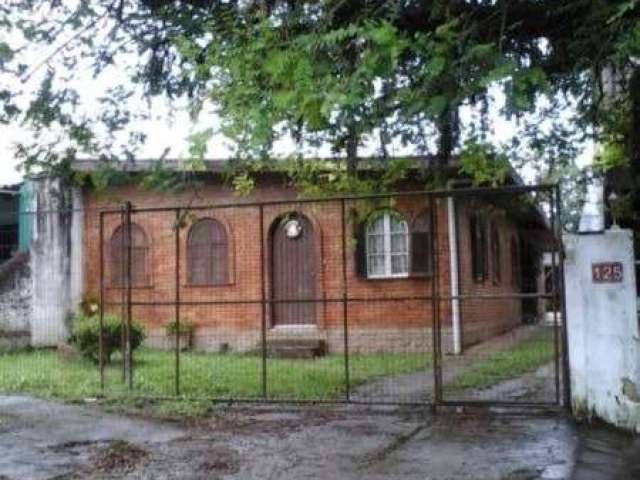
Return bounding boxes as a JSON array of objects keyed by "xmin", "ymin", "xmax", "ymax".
[{"xmin": 21, "ymin": 4, "xmax": 114, "ymax": 83}]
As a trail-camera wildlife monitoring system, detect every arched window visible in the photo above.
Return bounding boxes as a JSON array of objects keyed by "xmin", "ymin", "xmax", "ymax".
[
  {"xmin": 411, "ymin": 210, "xmax": 432, "ymax": 275},
  {"xmin": 490, "ymin": 221, "xmax": 501, "ymax": 284},
  {"xmin": 110, "ymin": 223, "xmax": 149, "ymax": 287},
  {"xmin": 187, "ymin": 218, "xmax": 229, "ymax": 285},
  {"xmin": 366, "ymin": 211, "xmax": 409, "ymax": 278},
  {"xmin": 511, "ymin": 235, "xmax": 520, "ymax": 287}
]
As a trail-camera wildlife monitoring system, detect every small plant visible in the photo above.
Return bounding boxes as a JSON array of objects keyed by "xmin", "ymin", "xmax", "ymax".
[
  {"xmin": 165, "ymin": 319, "xmax": 194, "ymax": 351},
  {"xmin": 79, "ymin": 294, "xmax": 100, "ymax": 316},
  {"xmin": 165, "ymin": 320, "xmax": 194, "ymax": 336},
  {"xmin": 69, "ymin": 313, "xmax": 145, "ymax": 364}
]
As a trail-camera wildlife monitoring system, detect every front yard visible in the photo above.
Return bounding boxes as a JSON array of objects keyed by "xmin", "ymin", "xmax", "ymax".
[
  {"xmin": 0, "ymin": 349, "xmax": 432, "ymax": 401},
  {"xmin": 0, "ymin": 327, "xmax": 556, "ymax": 404}
]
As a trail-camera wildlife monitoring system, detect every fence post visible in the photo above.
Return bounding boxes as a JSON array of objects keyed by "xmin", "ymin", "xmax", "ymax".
[
  {"xmin": 556, "ymin": 185, "xmax": 572, "ymax": 411},
  {"xmin": 430, "ymin": 195, "xmax": 442, "ymax": 408},
  {"xmin": 549, "ymin": 189, "xmax": 560, "ymax": 406},
  {"xmin": 98, "ymin": 211, "xmax": 105, "ymax": 391},
  {"xmin": 259, "ymin": 205, "xmax": 267, "ymax": 399},
  {"xmin": 124, "ymin": 201, "xmax": 133, "ymax": 391},
  {"xmin": 119, "ymin": 205, "xmax": 127, "ymax": 383},
  {"xmin": 175, "ymin": 208, "xmax": 181, "ymax": 396},
  {"xmin": 341, "ymin": 199, "xmax": 350, "ymax": 402}
]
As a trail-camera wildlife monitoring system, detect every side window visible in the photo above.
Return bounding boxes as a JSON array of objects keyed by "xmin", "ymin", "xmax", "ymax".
[
  {"xmin": 110, "ymin": 223, "xmax": 149, "ymax": 287},
  {"xmin": 411, "ymin": 210, "xmax": 432, "ymax": 276},
  {"xmin": 187, "ymin": 218, "xmax": 229, "ymax": 285},
  {"xmin": 470, "ymin": 213, "xmax": 487, "ymax": 282},
  {"xmin": 490, "ymin": 221, "xmax": 501, "ymax": 285},
  {"xmin": 365, "ymin": 211, "xmax": 409, "ymax": 279},
  {"xmin": 511, "ymin": 236, "xmax": 520, "ymax": 287}
]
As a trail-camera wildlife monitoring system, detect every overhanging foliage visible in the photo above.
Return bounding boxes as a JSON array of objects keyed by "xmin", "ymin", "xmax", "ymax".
[{"xmin": 1, "ymin": 1, "xmax": 639, "ymax": 227}]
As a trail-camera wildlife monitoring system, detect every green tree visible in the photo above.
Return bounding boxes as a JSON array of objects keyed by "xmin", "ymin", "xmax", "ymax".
[{"xmin": 1, "ymin": 1, "xmax": 639, "ymax": 205}]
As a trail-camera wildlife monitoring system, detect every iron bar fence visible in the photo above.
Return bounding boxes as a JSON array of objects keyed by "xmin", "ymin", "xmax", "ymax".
[{"xmin": 0, "ymin": 185, "xmax": 566, "ymax": 409}]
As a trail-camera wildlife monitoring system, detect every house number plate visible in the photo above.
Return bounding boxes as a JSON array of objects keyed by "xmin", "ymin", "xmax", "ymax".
[{"xmin": 592, "ymin": 262, "xmax": 624, "ymax": 283}]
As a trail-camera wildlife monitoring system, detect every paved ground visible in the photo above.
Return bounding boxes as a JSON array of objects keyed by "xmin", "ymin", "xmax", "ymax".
[{"xmin": 0, "ymin": 395, "xmax": 639, "ymax": 479}]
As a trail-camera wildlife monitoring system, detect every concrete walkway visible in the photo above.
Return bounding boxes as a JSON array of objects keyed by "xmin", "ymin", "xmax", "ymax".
[
  {"xmin": 0, "ymin": 395, "xmax": 638, "ymax": 479},
  {"xmin": 352, "ymin": 324, "xmax": 555, "ymax": 404}
]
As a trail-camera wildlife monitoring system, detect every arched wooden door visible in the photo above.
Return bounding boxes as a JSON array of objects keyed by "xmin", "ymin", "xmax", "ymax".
[{"xmin": 271, "ymin": 214, "xmax": 317, "ymax": 326}]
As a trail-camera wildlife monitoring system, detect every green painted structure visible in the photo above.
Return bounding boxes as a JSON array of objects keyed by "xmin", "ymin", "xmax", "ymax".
[{"xmin": 18, "ymin": 181, "xmax": 32, "ymax": 253}]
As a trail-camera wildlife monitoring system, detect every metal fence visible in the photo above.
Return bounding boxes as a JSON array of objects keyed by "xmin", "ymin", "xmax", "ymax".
[{"xmin": 0, "ymin": 184, "xmax": 567, "ymax": 408}]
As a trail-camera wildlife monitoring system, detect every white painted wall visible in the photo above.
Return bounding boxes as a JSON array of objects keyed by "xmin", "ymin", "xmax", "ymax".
[
  {"xmin": 564, "ymin": 228, "xmax": 640, "ymax": 431},
  {"xmin": 29, "ymin": 178, "xmax": 84, "ymax": 346},
  {"xmin": 69, "ymin": 188, "xmax": 84, "ymax": 316}
]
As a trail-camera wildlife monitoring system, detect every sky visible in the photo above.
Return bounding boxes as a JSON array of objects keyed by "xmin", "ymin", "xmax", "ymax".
[{"xmin": 0, "ymin": 123, "xmax": 26, "ymax": 185}]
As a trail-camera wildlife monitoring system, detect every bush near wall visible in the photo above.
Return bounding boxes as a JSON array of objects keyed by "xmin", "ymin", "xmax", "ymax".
[{"xmin": 69, "ymin": 313, "xmax": 145, "ymax": 364}]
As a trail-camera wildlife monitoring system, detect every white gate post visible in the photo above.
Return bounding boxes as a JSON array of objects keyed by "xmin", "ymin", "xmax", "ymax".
[{"xmin": 564, "ymin": 228, "xmax": 640, "ymax": 431}]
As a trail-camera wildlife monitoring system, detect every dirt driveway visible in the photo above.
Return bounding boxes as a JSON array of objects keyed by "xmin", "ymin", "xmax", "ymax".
[{"xmin": 0, "ymin": 395, "xmax": 638, "ymax": 480}]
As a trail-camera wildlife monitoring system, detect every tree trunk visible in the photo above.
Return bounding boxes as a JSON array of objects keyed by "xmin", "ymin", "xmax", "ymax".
[
  {"xmin": 627, "ymin": 69, "xmax": 640, "ymax": 242},
  {"xmin": 436, "ymin": 105, "xmax": 459, "ymax": 169},
  {"xmin": 608, "ymin": 68, "xmax": 640, "ymax": 250},
  {"xmin": 630, "ymin": 70, "xmax": 640, "ymax": 169},
  {"xmin": 346, "ymin": 122, "xmax": 358, "ymax": 176}
]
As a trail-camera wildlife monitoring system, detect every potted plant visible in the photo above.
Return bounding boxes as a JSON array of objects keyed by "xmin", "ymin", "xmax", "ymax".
[{"xmin": 166, "ymin": 319, "xmax": 194, "ymax": 351}]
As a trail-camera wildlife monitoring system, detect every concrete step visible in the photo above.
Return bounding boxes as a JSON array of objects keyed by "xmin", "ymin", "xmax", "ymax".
[{"xmin": 265, "ymin": 338, "xmax": 327, "ymax": 359}]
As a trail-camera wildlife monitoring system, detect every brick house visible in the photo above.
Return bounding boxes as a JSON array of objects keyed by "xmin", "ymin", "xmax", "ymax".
[{"xmin": 75, "ymin": 159, "xmax": 548, "ymax": 355}]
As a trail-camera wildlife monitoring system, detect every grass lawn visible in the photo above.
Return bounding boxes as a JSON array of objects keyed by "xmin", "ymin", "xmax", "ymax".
[
  {"xmin": 0, "ymin": 348, "xmax": 432, "ymax": 402},
  {"xmin": 0, "ymin": 328, "xmax": 556, "ymax": 410},
  {"xmin": 446, "ymin": 328, "xmax": 556, "ymax": 391}
]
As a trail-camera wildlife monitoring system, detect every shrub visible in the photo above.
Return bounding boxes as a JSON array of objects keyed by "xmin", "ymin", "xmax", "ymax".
[{"xmin": 69, "ymin": 313, "xmax": 145, "ymax": 364}]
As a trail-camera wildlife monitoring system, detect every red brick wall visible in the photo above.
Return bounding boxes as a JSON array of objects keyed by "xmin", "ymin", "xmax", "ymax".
[
  {"xmin": 82, "ymin": 181, "xmax": 523, "ymax": 353},
  {"xmin": 455, "ymin": 198, "xmax": 523, "ymax": 346}
]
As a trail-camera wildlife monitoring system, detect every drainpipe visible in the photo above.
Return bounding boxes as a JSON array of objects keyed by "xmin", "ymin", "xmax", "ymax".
[{"xmin": 447, "ymin": 194, "xmax": 462, "ymax": 355}]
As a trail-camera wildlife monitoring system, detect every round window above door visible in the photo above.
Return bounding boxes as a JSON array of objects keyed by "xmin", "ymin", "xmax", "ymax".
[{"xmin": 284, "ymin": 219, "xmax": 303, "ymax": 239}]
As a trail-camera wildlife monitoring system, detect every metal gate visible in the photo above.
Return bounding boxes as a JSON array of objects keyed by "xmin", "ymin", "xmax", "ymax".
[
  {"xmin": 96, "ymin": 184, "xmax": 567, "ymax": 408},
  {"xmin": 432, "ymin": 185, "xmax": 567, "ymax": 408}
]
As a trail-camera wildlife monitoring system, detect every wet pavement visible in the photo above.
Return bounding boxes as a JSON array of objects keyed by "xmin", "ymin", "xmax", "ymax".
[
  {"xmin": 0, "ymin": 395, "xmax": 638, "ymax": 479},
  {"xmin": 571, "ymin": 423, "xmax": 640, "ymax": 480}
]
